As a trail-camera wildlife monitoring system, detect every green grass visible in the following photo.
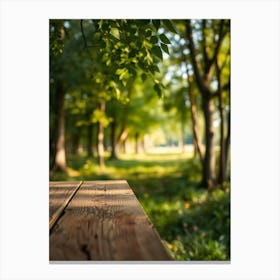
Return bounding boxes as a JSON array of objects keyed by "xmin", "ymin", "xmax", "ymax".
[{"xmin": 50, "ymin": 151, "xmax": 230, "ymax": 261}]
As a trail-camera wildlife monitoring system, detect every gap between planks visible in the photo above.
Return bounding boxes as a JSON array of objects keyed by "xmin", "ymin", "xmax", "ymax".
[{"xmin": 49, "ymin": 181, "xmax": 84, "ymax": 232}]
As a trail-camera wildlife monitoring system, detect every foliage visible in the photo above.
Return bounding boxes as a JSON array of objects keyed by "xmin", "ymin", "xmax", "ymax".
[
  {"xmin": 50, "ymin": 19, "xmax": 177, "ymax": 98},
  {"xmin": 139, "ymin": 180, "xmax": 230, "ymax": 261}
]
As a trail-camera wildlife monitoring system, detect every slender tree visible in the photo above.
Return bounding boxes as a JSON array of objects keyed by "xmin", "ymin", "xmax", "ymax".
[
  {"xmin": 185, "ymin": 19, "xmax": 229, "ymax": 190},
  {"xmin": 186, "ymin": 67, "xmax": 203, "ymax": 163},
  {"xmin": 50, "ymin": 21, "xmax": 67, "ymax": 173}
]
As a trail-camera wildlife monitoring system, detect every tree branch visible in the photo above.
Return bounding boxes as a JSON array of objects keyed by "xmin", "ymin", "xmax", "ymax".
[
  {"xmin": 202, "ymin": 20, "xmax": 210, "ymax": 73},
  {"xmin": 186, "ymin": 67, "xmax": 204, "ymax": 164},
  {"xmin": 207, "ymin": 20, "xmax": 226, "ymax": 73},
  {"xmin": 185, "ymin": 20, "xmax": 209, "ymax": 96}
]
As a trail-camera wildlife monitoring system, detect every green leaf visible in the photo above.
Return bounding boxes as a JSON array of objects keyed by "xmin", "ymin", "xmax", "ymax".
[
  {"xmin": 151, "ymin": 65, "xmax": 160, "ymax": 73},
  {"xmin": 116, "ymin": 68, "xmax": 123, "ymax": 75},
  {"xmin": 161, "ymin": 43, "xmax": 169, "ymax": 54},
  {"xmin": 150, "ymin": 36, "xmax": 158, "ymax": 44},
  {"xmin": 162, "ymin": 20, "xmax": 177, "ymax": 33},
  {"xmin": 106, "ymin": 58, "xmax": 111, "ymax": 66},
  {"xmin": 152, "ymin": 20, "xmax": 161, "ymax": 29},
  {"xmin": 141, "ymin": 73, "xmax": 147, "ymax": 82},
  {"xmin": 159, "ymin": 33, "xmax": 171, "ymax": 44},
  {"xmin": 153, "ymin": 83, "xmax": 162, "ymax": 98},
  {"xmin": 151, "ymin": 46, "xmax": 162, "ymax": 60},
  {"xmin": 110, "ymin": 28, "xmax": 120, "ymax": 40},
  {"xmin": 116, "ymin": 68, "xmax": 129, "ymax": 80}
]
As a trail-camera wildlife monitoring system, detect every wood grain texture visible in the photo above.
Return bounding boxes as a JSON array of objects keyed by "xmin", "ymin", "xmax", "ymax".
[
  {"xmin": 49, "ymin": 181, "xmax": 81, "ymax": 220},
  {"xmin": 49, "ymin": 181, "xmax": 83, "ymax": 231},
  {"xmin": 49, "ymin": 180, "xmax": 172, "ymax": 261}
]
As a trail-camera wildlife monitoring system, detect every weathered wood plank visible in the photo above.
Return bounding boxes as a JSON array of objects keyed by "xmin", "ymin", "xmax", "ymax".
[
  {"xmin": 49, "ymin": 181, "xmax": 83, "ymax": 230},
  {"xmin": 49, "ymin": 180, "xmax": 172, "ymax": 261},
  {"xmin": 49, "ymin": 181, "xmax": 82, "ymax": 221}
]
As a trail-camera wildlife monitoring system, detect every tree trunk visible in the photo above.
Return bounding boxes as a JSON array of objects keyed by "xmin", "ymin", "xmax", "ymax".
[
  {"xmin": 202, "ymin": 96, "xmax": 216, "ymax": 190},
  {"xmin": 218, "ymin": 88, "xmax": 226, "ymax": 184},
  {"xmin": 117, "ymin": 128, "xmax": 129, "ymax": 147},
  {"xmin": 225, "ymin": 109, "xmax": 230, "ymax": 180},
  {"xmin": 123, "ymin": 137, "xmax": 128, "ymax": 154},
  {"xmin": 50, "ymin": 136, "xmax": 56, "ymax": 170},
  {"xmin": 53, "ymin": 81, "xmax": 67, "ymax": 173},
  {"xmin": 188, "ymin": 84, "xmax": 203, "ymax": 164},
  {"xmin": 215, "ymin": 53, "xmax": 230, "ymax": 185},
  {"xmin": 116, "ymin": 80, "xmax": 134, "ymax": 150},
  {"xmin": 135, "ymin": 132, "xmax": 140, "ymax": 154},
  {"xmin": 216, "ymin": 59, "xmax": 225, "ymax": 184},
  {"xmin": 186, "ymin": 20, "xmax": 223, "ymax": 191},
  {"xmin": 110, "ymin": 120, "xmax": 118, "ymax": 159},
  {"xmin": 190, "ymin": 104, "xmax": 203, "ymax": 163},
  {"xmin": 87, "ymin": 124, "xmax": 94, "ymax": 157},
  {"xmin": 97, "ymin": 102, "xmax": 105, "ymax": 167}
]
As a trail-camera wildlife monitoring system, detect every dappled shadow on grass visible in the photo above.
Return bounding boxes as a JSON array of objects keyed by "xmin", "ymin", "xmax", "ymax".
[
  {"xmin": 137, "ymin": 186, "xmax": 230, "ymax": 261},
  {"xmin": 51, "ymin": 152, "xmax": 199, "ymax": 181}
]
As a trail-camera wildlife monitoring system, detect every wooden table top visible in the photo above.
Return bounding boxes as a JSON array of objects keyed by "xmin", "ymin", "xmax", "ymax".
[{"xmin": 49, "ymin": 180, "xmax": 172, "ymax": 261}]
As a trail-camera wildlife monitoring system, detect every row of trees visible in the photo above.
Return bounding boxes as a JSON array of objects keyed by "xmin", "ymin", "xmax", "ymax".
[
  {"xmin": 167, "ymin": 20, "xmax": 230, "ymax": 189},
  {"xmin": 50, "ymin": 19, "xmax": 230, "ymax": 191}
]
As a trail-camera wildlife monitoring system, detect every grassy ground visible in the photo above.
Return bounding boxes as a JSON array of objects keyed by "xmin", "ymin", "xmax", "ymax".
[{"xmin": 50, "ymin": 150, "xmax": 230, "ymax": 261}]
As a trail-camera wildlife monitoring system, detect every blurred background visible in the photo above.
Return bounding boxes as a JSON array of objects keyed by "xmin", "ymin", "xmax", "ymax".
[{"xmin": 49, "ymin": 19, "xmax": 230, "ymax": 260}]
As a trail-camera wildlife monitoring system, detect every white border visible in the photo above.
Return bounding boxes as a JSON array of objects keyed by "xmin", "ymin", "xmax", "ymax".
[{"xmin": 0, "ymin": 0, "xmax": 279, "ymax": 279}]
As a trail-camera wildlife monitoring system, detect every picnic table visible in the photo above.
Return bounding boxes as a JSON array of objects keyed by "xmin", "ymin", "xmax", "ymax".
[{"xmin": 49, "ymin": 180, "xmax": 172, "ymax": 261}]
